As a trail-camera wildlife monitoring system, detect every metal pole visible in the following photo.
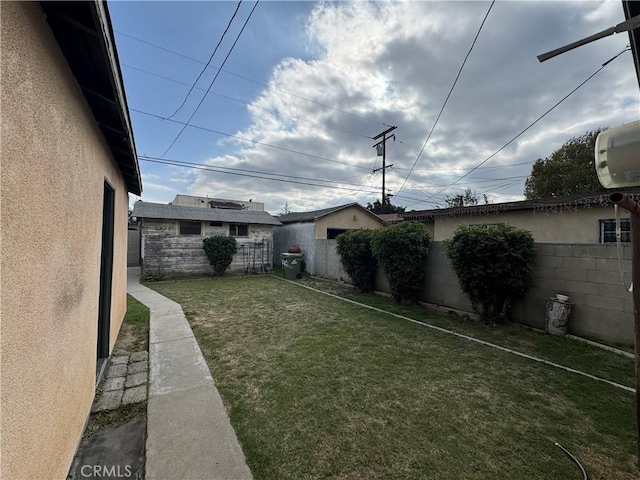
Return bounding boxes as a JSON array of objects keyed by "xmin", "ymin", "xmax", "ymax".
[
  {"xmin": 610, "ymin": 192, "xmax": 640, "ymax": 467},
  {"xmin": 372, "ymin": 125, "xmax": 397, "ymax": 215},
  {"xmin": 382, "ymin": 135, "xmax": 386, "ymax": 214}
]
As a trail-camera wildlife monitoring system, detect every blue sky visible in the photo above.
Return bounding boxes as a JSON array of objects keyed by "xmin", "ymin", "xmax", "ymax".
[{"xmin": 110, "ymin": 1, "xmax": 639, "ymax": 214}]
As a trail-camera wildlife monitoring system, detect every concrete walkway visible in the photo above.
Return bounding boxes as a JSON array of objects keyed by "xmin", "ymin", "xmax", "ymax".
[{"xmin": 127, "ymin": 268, "xmax": 252, "ymax": 480}]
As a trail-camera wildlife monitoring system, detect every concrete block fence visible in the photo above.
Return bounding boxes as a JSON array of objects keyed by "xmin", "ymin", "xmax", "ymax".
[{"xmin": 313, "ymin": 240, "xmax": 634, "ymax": 346}]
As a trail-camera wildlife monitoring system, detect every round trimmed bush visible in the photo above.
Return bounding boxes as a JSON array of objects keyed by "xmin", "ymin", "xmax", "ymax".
[
  {"xmin": 446, "ymin": 224, "xmax": 536, "ymax": 323},
  {"xmin": 203, "ymin": 236, "xmax": 237, "ymax": 275},
  {"xmin": 371, "ymin": 222, "xmax": 431, "ymax": 304}
]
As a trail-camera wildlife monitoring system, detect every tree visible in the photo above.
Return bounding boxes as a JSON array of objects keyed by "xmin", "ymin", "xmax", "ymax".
[
  {"xmin": 279, "ymin": 202, "xmax": 292, "ymax": 215},
  {"xmin": 444, "ymin": 188, "xmax": 487, "ymax": 207},
  {"xmin": 524, "ymin": 128, "xmax": 607, "ymax": 199},
  {"xmin": 371, "ymin": 222, "xmax": 431, "ymax": 304},
  {"xmin": 446, "ymin": 225, "xmax": 536, "ymax": 323},
  {"xmin": 366, "ymin": 198, "xmax": 405, "ymax": 214},
  {"xmin": 202, "ymin": 236, "xmax": 237, "ymax": 275}
]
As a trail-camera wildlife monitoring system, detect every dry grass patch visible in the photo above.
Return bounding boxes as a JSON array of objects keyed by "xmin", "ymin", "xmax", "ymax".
[{"xmin": 148, "ymin": 275, "xmax": 636, "ymax": 480}]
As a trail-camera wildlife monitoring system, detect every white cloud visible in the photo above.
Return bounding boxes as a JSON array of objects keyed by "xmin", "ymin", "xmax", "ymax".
[
  {"xmin": 144, "ymin": 182, "xmax": 176, "ymax": 192},
  {"xmin": 185, "ymin": 0, "xmax": 638, "ymax": 213}
]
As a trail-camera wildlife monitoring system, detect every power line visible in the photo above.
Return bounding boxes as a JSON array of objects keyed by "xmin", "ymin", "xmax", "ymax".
[
  {"xmin": 395, "ymin": 0, "xmax": 496, "ymax": 197},
  {"xmin": 131, "ymin": 107, "xmax": 371, "ymax": 170},
  {"xmin": 328, "ymin": 173, "xmax": 376, "ymax": 207},
  {"xmin": 386, "ymin": 169, "xmax": 433, "ymax": 200},
  {"xmin": 139, "ymin": 156, "xmax": 382, "ymax": 194},
  {"xmin": 139, "ymin": 155, "xmax": 368, "ymax": 187},
  {"xmin": 115, "ymin": 29, "xmax": 388, "ymax": 128},
  {"xmin": 399, "ymin": 174, "xmax": 531, "ymax": 190},
  {"xmin": 385, "ymin": 170, "xmax": 528, "ymax": 207},
  {"xmin": 161, "ymin": 0, "xmax": 260, "ymax": 157},
  {"xmin": 168, "ymin": 0, "xmax": 243, "ymax": 118},
  {"xmin": 139, "ymin": 154, "xmax": 437, "ymax": 205},
  {"xmin": 122, "ymin": 64, "xmax": 372, "ymax": 140},
  {"xmin": 402, "ymin": 177, "xmax": 526, "ymax": 210},
  {"xmin": 392, "ymin": 161, "xmax": 532, "ymax": 173},
  {"xmin": 421, "ymin": 46, "xmax": 631, "ymax": 202}
]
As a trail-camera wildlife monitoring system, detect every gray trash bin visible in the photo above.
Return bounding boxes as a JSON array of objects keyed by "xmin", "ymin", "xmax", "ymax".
[{"xmin": 281, "ymin": 253, "xmax": 303, "ymax": 280}]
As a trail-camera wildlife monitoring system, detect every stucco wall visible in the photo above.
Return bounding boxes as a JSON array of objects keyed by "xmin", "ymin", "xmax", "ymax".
[
  {"xmin": 1, "ymin": 3, "xmax": 129, "ymax": 479},
  {"xmin": 272, "ymin": 223, "xmax": 316, "ymax": 273},
  {"xmin": 315, "ymin": 206, "xmax": 386, "ymax": 239},
  {"xmin": 141, "ymin": 219, "xmax": 274, "ymax": 275},
  {"xmin": 432, "ymin": 205, "xmax": 629, "ymax": 243}
]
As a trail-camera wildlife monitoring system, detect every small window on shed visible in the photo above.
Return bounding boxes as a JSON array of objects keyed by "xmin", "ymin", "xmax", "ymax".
[
  {"xmin": 230, "ymin": 224, "xmax": 249, "ymax": 237},
  {"xmin": 210, "ymin": 221, "xmax": 223, "ymax": 227},
  {"xmin": 179, "ymin": 221, "xmax": 202, "ymax": 235},
  {"xmin": 600, "ymin": 218, "xmax": 630, "ymax": 243},
  {"xmin": 327, "ymin": 228, "xmax": 349, "ymax": 239}
]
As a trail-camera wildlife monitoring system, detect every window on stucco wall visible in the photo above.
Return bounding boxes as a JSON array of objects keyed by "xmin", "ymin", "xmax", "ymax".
[
  {"xmin": 600, "ymin": 218, "xmax": 630, "ymax": 243},
  {"xmin": 230, "ymin": 224, "xmax": 249, "ymax": 237},
  {"xmin": 179, "ymin": 221, "xmax": 202, "ymax": 235},
  {"xmin": 327, "ymin": 228, "xmax": 350, "ymax": 239}
]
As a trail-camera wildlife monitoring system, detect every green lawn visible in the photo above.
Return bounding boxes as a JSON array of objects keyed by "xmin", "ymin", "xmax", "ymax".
[{"xmin": 148, "ymin": 275, "xmax": 636, "ymax": 480}]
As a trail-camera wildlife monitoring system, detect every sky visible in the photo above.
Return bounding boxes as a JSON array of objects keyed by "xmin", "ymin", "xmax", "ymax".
[{"xmin": 109, "ymin": 0, "xmax": 640, "ymax": 215}]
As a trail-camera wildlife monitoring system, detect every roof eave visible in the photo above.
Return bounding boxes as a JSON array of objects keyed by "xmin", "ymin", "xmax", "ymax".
[
  {"xmin": 402, "ymin": 191, "xmax": 640, "ymax": 221},
  {"xmin": 39, "ymin": 1, "xmax": 142, "ymax": 195}
]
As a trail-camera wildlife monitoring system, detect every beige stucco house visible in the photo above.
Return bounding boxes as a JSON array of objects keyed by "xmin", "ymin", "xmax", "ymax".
[
  {"xmin": 1, "ymin": 2, "xmax": 141, "ymax": 479},
  {"xmin": 273, "ymin": 203, "xmax": 387, "ymax": 274},
  {"xmin": 132, "ymin": 200, "xmax": 282, "ymax": 276},
  {"xmin": 402, "ymin": 192, "xmax": 637, "ymax": 244}
]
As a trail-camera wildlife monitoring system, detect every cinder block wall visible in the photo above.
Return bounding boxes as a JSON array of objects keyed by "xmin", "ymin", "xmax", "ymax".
[
  {"xmin": 316, "ymin": 240, "xmax": 634, "ymax": 346},
  {"xmin": 511, "ymin": 243, "xmax": 633, "ymax": 345}
]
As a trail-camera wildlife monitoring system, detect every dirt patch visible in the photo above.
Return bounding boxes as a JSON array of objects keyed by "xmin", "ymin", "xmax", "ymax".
[{"xmin": 112, "ymin": 322, "xmax": 137, "ymax": 356}]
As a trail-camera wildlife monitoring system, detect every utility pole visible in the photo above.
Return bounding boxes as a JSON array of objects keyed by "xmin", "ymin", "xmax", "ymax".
[
  {"xmin": 372, "ymin": 126, "xmax": 397, "ymax": 214},
  {"xmin": 610, "ymin": 193, "xmax": 640, "ymax": 466}
]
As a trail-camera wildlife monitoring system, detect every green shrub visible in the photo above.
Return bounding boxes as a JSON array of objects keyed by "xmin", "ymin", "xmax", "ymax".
[
  {"xmin": 141, "ymin": 266, "xmax": 166, "ymax": 282},
  {"xmin": 371, "ymin": 222, "xmax": 431, "ymax": 304},
  {"xmin": 203, "ymin": 236, "xmax": 237, "ymax": 275},
  {"xmin": 336, "ymin": 229, "xmax": 377, "ymax": 292},
  {"xmin": 446, "ymin": 224, "xmax": 536, "ymax": 323}
]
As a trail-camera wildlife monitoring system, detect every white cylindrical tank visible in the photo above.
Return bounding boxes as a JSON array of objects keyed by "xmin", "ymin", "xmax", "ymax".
[{"xmin": 595, "ymin": 120, "xmax": 640, "ymax": 189}]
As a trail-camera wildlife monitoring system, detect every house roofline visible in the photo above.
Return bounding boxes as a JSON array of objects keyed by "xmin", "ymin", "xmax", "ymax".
[
  {"xmin": 279, "ymin": 202, "xmax": 387, "ymax": 225},
  {"xmin": 132, "ymin": 201, "xmax": 282, "ymax": 226},
  {"xmin": 402, "ymin": 190, "xmax": 640, "ymax": 221}
]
